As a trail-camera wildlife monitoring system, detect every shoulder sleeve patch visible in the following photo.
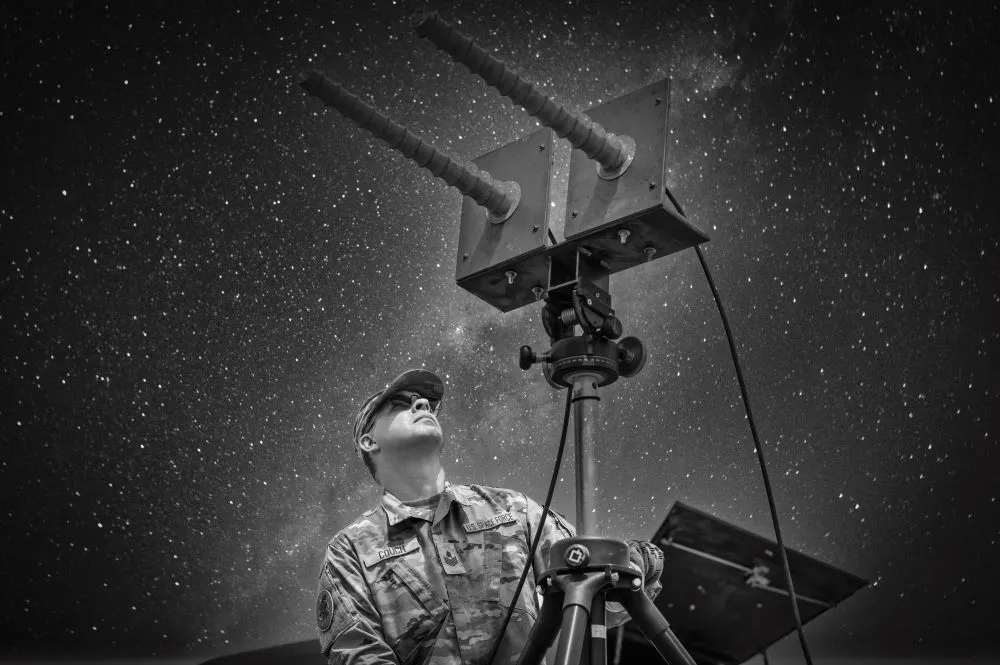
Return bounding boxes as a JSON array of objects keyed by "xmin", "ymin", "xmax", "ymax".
[
  {"xmin": 316, "ymin": 587, "xmax": 335, "ymax": 631},
  {"xmin": 317, "ymin": 565, "xmax": 361, "ymax": 655}
]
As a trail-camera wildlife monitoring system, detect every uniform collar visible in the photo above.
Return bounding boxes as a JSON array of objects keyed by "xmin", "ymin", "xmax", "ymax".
[
  {"xmin": 444, "ymin": 480, "xmax": 473, "ymax": 506},
  {"xmin": 380, "ymin": 478, "xmax": 471, "ymax": 526}
]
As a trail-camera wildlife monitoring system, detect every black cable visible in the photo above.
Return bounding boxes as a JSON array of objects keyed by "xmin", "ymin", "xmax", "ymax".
[
  {"xmin": 693, "ymin": 242, "xmax": 814, "ymax": 665},
  {"xmin": 487, "ymin": 385, "xmax": 574, "ymax": 665}
]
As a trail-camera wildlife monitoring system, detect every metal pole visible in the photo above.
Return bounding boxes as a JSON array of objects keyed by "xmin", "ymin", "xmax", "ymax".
[{"xmin": 570, "ymin": 372, "xmax": 602, "ymax": 536}]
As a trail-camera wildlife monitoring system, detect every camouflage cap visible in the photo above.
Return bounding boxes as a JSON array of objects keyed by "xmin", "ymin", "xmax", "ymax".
[{"xmin": 352, "ymin": 369, "xmax": 445, "ymax": 453}]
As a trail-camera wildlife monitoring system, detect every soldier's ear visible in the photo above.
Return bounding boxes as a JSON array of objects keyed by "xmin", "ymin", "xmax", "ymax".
[{"xmin": 358, "ymin": 434, "xmax": 379, "ymax": 454}]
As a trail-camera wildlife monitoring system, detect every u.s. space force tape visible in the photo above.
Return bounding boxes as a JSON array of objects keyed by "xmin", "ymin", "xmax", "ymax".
[{"xmin": 463, "ymin": 512, "xmax": 517, "ymax": 533}]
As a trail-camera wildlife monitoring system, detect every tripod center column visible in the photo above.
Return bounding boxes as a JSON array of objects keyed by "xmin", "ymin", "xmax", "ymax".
[{"xmin": 569, "ymin": 371, "xmax": 603, "ymax": 537}]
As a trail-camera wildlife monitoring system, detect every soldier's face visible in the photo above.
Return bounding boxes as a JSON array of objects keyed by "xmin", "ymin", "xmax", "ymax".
[{"xmin": 368, "ymin": 390, "xmax": 443, "ymax": 454}]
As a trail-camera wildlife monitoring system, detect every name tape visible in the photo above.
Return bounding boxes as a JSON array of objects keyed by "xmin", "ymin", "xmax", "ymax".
[
  {"xmin": 463, "ymin": 512, "xmax": 517, "ymax": 533},
  {"xmin": 364, "ymin": 538, "xmax": 418, "ymax": 568}
]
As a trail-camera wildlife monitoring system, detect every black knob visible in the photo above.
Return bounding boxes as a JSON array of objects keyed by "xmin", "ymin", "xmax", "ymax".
[
  {"xmin": 519, "ymin": 345, "xmax": 535, "ymax": 370},
  {"xmin": 618, "ymin": 336, "xmax": 646, "ymax": 377}
]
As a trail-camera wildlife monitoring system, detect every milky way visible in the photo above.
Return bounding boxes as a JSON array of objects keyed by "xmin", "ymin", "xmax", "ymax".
[{"xmin": 3, "ymin": 0, "xmax": 998, "ymax": 659}]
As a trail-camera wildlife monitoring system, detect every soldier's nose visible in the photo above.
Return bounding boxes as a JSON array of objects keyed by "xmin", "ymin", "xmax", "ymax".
[{"xmin": 411, "ymin": 397, "xmax": 431, "ymax": 412}]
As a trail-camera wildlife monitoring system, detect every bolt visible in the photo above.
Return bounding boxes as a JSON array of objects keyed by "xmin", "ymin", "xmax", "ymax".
[
  {"xmin": 644, "ymin": 246, "xmax": 657, "ymax": 262},
  {"xmin": 586, "ymin": 299, "xmax": 593, "ymax": 306},
  {"xmin": 632, "ymin": 577, "xmax": 642, "ymax": 589},
  {"xmin": 532, "ymin": 286, "xmax": 544, "ymax": 301},
  {"xmin": 505, "ymin": 270, "xmax": 517, "ymax": 285},
  {"xmin": 648, "ymin": 181, "xmax": 656, "ymax": 190},
  {"xmin": 571, "ymin": 211, "xmax": 578, "ymax": 218},
  {"xmin": 462, "ymin": 253, "xmax": 469, "ymax": 261},
  {"xmin": 532, "ymin": 225, "xmax": 539, "ymax": 232},
  {"xmin": 618, "ymin": 228, "xmax": 631, "ymax": 244},
  {"xmin": 538, "ymin": 144, "xmax": 545, "ymax": 151},
  {"xmin": 654, "ymin": 97, "xmax": 662, "ymax": 106}
]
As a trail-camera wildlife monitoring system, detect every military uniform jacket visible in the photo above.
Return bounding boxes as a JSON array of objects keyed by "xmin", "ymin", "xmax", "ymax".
[{"xmin": 316, "ymin": 481, "xmax": 648, "ymax": 664}]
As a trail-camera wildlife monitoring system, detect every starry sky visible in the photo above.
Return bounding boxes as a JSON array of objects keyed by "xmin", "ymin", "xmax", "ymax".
[{"xmin": 2, "ymin": 0, "xmax": 998, "ymax": 661}]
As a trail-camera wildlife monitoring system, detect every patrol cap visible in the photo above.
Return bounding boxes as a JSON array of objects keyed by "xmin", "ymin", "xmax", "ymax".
[{"xmin": 352, "ymin": 369, "xmax": 445, "ymax": 451}]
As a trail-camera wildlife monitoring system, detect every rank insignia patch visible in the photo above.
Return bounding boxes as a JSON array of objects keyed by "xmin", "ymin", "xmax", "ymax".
[
  {"xmin": 439, "ymin": 541, "xmax": 467, "ymax": 575},
  {"xmin": 316, "ymin": 588, "xmax": 334, "ymax": 631}
]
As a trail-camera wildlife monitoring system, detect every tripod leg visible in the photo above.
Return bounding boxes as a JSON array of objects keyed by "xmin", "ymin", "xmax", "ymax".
[
  {"xmin": 553, "ymin": 605, "xmax": 589, "ymax": 665},
  {"xmin": 554, "ymin": 567, "xmax": 614, "ymax": 665},
  {"xmin": 619, "ymin": 591, "xmax": 697, "ymax": 665},
  {"xmin": 590, "ymin": 593, "xmax": 606, "ymax": 665},
  {"xmin": 612, "ymin": 624, "xmax": 624, "ymax": 665},
  {"xmin": 515, "ymin": 591, "xmax": 564, "ymax": 665}
]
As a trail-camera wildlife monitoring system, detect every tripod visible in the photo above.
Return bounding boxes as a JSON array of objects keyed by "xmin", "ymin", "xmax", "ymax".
[{"xmin": 515, "ymin": 263, "xmax": 697, "ymax": 665}]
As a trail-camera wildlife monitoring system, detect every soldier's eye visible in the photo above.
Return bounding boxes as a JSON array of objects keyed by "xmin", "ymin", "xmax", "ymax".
[{"xmin": 387, "ymin": 395, "xmax": 413, "ymax": 410}]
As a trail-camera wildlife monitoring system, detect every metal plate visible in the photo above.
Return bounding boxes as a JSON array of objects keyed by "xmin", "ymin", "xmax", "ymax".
[
  {"xmin": 617, "ymin": 502, "xmax": 868, "ymax": 664},
  {"xmin": 455, "ymin": 128, "xmax": 554, "ymax": 311},
  {"xmin": 456, "ymin": 247, "xmax": 550, "ymax": 312},
  {"xmin": 564, "ymin": 78, "xmax": 708, "ymax": 270}
]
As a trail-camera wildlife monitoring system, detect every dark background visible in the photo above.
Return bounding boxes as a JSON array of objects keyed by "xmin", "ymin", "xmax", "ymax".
[{"xmin": 2, "ymin": 0, "xmax": 998, "ymax": 661}]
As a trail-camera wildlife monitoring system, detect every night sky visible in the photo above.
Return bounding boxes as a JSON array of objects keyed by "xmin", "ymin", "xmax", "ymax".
[{"xmin": 3, "ymin": 0, "xmax": 998, "ymax": 661}]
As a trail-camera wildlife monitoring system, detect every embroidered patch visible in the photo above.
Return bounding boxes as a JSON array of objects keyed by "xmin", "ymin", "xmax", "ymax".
[
  {"xmin": 438, "ymin": 542, "xmax": 467, "ymax": 575},
  {"xmin": 463, "ymin": 511, "xmax": 517, "ymax": 533},
  {"xmin": 316, "ymin": 588, "xmax": 334, "ymax": 631},
  {"xmin": 363, "ymin": 538, "xmax": 419, "ymax": 568}
]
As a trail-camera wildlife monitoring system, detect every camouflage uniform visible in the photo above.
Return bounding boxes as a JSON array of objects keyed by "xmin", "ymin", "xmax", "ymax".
[{"xmin": 316, "ymin": 480, "xmax": 660, "ymax": 664}]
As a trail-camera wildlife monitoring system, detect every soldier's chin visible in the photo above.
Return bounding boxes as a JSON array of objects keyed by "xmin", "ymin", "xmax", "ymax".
[{"xmin": 406, "ymin": 433, "xmax": 443, "ymax": 450}]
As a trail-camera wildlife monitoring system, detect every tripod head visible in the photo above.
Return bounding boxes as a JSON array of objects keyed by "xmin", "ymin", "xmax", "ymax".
[{"xmin": 519, "ymin": 247, "xmax": 647, "ymax": 390}]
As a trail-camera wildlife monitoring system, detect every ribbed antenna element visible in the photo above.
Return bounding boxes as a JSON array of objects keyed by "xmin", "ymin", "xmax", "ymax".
[
  {"xmin": 414, "ymin": 12, "xmax": 634, "ymax": 179},
  {"xmin": 300, "ymin": 70, "xmax": 520, "ymax": 222}
]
